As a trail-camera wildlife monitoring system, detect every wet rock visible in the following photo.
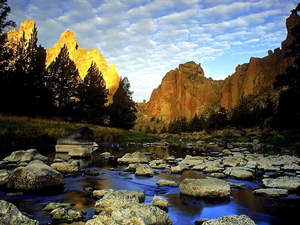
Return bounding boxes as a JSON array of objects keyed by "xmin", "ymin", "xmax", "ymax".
[
  {"xmin": 156, "ymin": 179, "xmax": 179, "ymax": 187},
  {"xmin": 0, "ymin": 169, "xmax": 10, "ymax": 186},
  {"xmin": 253, "ymin": 188, "xmax": 288, "ymax": 197},
  {"xmin": 100, "ymin": 152, "xmax": 114, "ymax": 159},
  {"xmin": 262, "ymin": 176, "xmax": 300, "ymax": 190},
  {"xmin": 151, "ymin": 195, "xmax": 169, "ymax": 210},
  {"xmin": 179, "ymin": 178, "xmax": 231, "ymax": 198},
  {"xmin": 55, "ymin": 127, "xmax": 95, "ymax": 156},
  {"xmin": 202, "ymin": 214, "xmax": 255, "ymax": 225},
  {"xmin": 94, "ymin": 189, "xmax": 145, "ymax": 214},
  {"xmin": 50, "ymin": 207, "xmax": 86, "ymax": 223},
  {"xmin": 84, "ymin": 169, "xmax": 100, "ymax": 176},
  {"xmin": 43, "ymin": 202, "xmax": 74, "ymax": 211},
  {"xmin": 181, "ymin": 155, "xmax": 205, "ymax": 166},
  {"xmin": 7, "ymin": 160, "xmax": 65, "ymax": 191},
  {"xmin": 50, "ymin": 160, "xmax": 80, "ymax": 173},
  {"xmin": 118, "ymin": 152, "xmax": 149, "ymax": 164},
  {"xmin": 3, "ymin": 149, "xmax": 48, "ymax": 162},
  {"xmin": 0, "ymin": 200, "xmax": 39, "ymax": 225},
  {"xmin": 87, "ymin": 203, "xmax": 172, "ymax": 225},
  {"xmin": 149, "ymin": 159, "xmax": 170, "ymax": 169},
  {"xmin": 223, "ymin": 167, "xmax": 254, "ymax": 180},
  {"xmin": 93, "ymin": 189, "xmax": 114, "ymax": 199},
  {"xmin": 281, "ymin": 163, "xmax": 300, "ymax": 171},
  {"xmin": 135, "ymin": 164, "xmax": 154, "ymax": 176}
]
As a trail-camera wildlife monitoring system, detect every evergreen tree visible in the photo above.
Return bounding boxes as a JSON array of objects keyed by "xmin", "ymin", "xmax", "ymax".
[
  {"xmin": 0, "ymin": 0, "xmax": 15, "ymax": 113},
  {"xmin": 46, "ymin": 44, "xmax": 80, "ymax": 117},
  {"xmin": 108, "ymin": 77, "xmax": 137, "ymax": 129},
  {"xmin": 77, "ymin": 62, "xmax": 108, "ymax": 124},
  {"xmin": 0, "ymin": 0, "xmax": 16, "ymax": 34}
]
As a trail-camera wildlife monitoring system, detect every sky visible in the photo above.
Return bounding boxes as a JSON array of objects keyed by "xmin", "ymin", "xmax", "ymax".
[{"xmin": 8, "ymin": 0, "xmax": 299, "ymax": 102}]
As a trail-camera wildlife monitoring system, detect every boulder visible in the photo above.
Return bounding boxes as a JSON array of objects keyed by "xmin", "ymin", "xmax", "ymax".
[
  {"xmin": 135, "ymin": 164, "xmax": 154, "ymax": 176},
  {"xmin": 262, "ymin": 176, "xmax": 300, "ymax": 190},
  {"xmin": 151, "ymin": 195, "xmax": 169, "ymax": 209},
  {"xmin": 7, "ymin": 160, "xmax": 65, "ymax": 191},
  {"xmin": 94, "ymin": 190, "xmax": 145, "ymax": 214},
  {"xmin": 181, "ymin": 155, "xmax": 205, "ymax": 166},
  {"xmin": 0, "ymin": 200, "xmax": 39, "ymax": 225},
  {"xmin": 50, "ymin": 207, "xmax": 86, "ymax": 223},
  {"xmin": 223, "ymin": 167, "xmax": 254, "ymax": 180},
  {"xmin": 0, "ymin": 169, "xmax": 10, "ymax": 186},
  {"xmin": 157, "ymin": 179, "xmax": 179, "ymax": 187},
  {"xmin": 117, "ymin": 152, "xmax": 149, "ymax": 164},
  {"xmin": 202, "ymin": 214, "xmax": 255, "ymax": 225},
  {"xmin": 55, "ymin": 127, "xmax": 95, "ymax": 155},
  {"xmin": 3, "ymin": 149, "xmax": 48, "ymax": 162},
  {"xmin": 179, "ymin": 178, "xmax": 231, "ymax": 198},
  {"xmin": 51, "ymin": 160, "xmax": 80, "ymax": 173},
  {"xmin": 253, "ymin": 188, "xmax": 288, "ymax": 197},
  {"xmin": 43, "ymin": 202, "xmax": 74, "ymax": 211},
  {"xmin": 87, "ymin": 203, "xmax": 172, "ymax": 225}
]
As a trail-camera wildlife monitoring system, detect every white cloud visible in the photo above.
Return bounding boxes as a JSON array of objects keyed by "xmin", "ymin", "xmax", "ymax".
[{"xmin": 8, "ymin": 0, "xmax": 299, "ymax": 102}]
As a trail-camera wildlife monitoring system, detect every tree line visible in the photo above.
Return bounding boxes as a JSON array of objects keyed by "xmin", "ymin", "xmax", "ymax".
[{"xmin": 0, "ymin": 1, "xmax": 137, "ymax": 129}]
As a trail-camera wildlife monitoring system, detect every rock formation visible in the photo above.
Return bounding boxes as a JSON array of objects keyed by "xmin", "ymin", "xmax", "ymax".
[
  {"xmin": 143, "ymin": 12, "xmax": 300, "ymax": 121},
  {"xmin": 143, "ymin": 61, "xmax": 224, "ymax": 121},
  {"xmin": 6, "ymin": 20, "xmax": 120, "ymax": 101},
  {"xmin": 46, "ymin": 29, "xmax": 120, "ymax": 99}
]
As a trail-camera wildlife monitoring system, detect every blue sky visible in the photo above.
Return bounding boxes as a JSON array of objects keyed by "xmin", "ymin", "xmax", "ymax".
[{"xmin": 8, "ymin": 0, "xmax": 298, "ymax": 102}]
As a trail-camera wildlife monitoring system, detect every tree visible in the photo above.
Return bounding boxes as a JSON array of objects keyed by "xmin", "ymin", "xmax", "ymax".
[
  {"xmin": 0, "ymin": 0, "xmax": 16, "ymax": 34},
  {"xmin": 108, "ymin": 77, "xmax": 137, "ymax": 129},
  {"xmin": 46, "ymin": 44, "xmax": 81, "ymax": 117},
  {"xmin": 77, "ymin": 62, "xmax": 108, "ymax": 124},
  {"xmin": 0, "ymin": 0, "xmax": 15, "ymax": 113}
]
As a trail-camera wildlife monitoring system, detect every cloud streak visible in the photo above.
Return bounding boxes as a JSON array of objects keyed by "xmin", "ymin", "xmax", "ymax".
[{"xmin": 8, "ymin": 0, "xmax": 299, "ymax": 102}]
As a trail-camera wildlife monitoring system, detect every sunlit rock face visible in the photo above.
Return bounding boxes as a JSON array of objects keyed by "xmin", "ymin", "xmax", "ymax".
[
  {"xmin": 6, "ymin": 20, "xmax": 120, "ymax": 101},
  {"xmin": 144, "ymin": 12, "xmax": 300, "ymax": 121},
  {"xmin": 144, "ymin": 61, "xmax": 224, "ymax": 121},
  {"xmin": 46, "ymin": 30, "xmax": 120, "ymax": 100}
]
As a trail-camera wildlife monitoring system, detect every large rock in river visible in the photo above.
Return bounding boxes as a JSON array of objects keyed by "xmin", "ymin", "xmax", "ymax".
[
  {"xmin": 202, "ymin": 214, "xmax": 255, "ymax": 225},
  {"xmin": 4, "ymin": 149, "xmax": 48, "ymax": 162},
  {"xmin": 55, "ymin": 127, "xmax": 96, "ymax": 157},
  {"xmin": 7, "ymin": 160, "xmax": 65, "ymax": 191},
  {"xmin": 179, "ymin": 178, "xmax": 231, "ymax": 198},
  {"xmin": 0, "ymin": 200, "xmax": 39, "ymax": 225}
]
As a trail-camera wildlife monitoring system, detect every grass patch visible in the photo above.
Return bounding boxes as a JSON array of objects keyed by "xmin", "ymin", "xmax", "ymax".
[{"xmin": 0, "ymin": 114, "xmax": 155, "ymax": 148}]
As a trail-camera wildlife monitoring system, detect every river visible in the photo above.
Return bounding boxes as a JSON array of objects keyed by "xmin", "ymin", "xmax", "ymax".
[{"xmin": 1, "ymin": 144, "xmax": 300, "ymax": 225}]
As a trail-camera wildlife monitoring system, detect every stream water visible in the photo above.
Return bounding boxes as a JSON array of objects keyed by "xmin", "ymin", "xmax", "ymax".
[{"xmin": 1, "ymin": 144, "xmax": 300, "ymax": 225}]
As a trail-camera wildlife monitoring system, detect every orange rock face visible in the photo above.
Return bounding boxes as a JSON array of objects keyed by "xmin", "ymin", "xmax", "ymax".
[
  {"xmin": 46, "ymin": 30, "xmax": 120, "ymax": 100},
  {"xmin": 144, "ymin": 61, "xmax": 224, "ymax": 121},
  {"xmin": 6, "ymin": 20, "xmax": 120, "ymax": 101}
]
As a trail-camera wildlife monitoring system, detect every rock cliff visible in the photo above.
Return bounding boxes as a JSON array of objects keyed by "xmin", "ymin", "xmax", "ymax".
[
  {"xmin": 143, "ymin": 12, "xmax": 300, "ymax": 121},
  {"xmin": 46, "ymin": 30, "xmax": 120, "ymax": 99},
  {"xmin": 6, "ymin": 20, "xmax": 120, "ymax": 100}
]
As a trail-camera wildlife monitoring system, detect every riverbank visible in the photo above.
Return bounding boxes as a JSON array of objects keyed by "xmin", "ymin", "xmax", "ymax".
[
  {"xmin": 0, "ymin": 114, "xmax": 156, "ymax": 149},
  {"xmin": 1, "ymin": 114, "xmax": 300, "ymax": 156}
]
